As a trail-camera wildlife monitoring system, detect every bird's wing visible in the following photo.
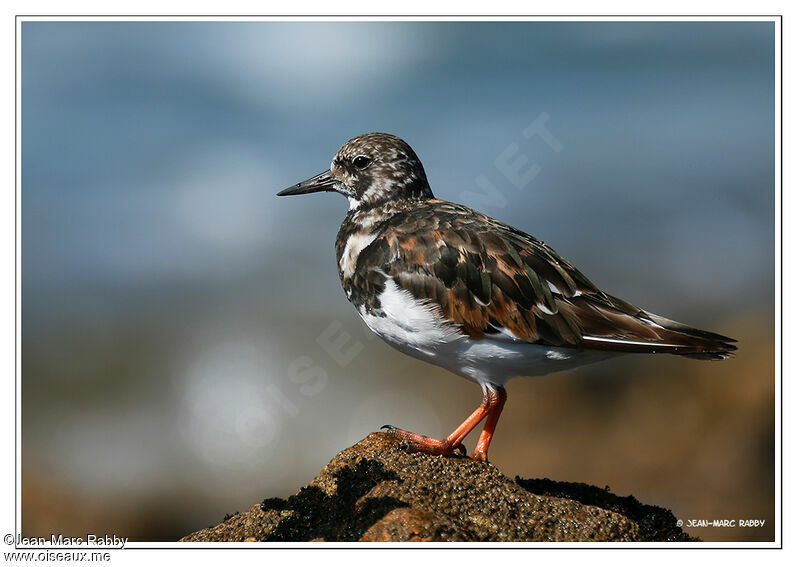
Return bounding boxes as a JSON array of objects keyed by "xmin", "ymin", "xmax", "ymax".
[{"xmin": 361, "ymin": 200, "xmax": 736, "ymax": 358}]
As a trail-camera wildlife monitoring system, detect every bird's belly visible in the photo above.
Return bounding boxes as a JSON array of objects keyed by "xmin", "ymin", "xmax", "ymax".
[
  {"xmin": 357, "ymin": 278, "xmax": 620, "ymax": 385},
  {"xmin": 366, "ymin": 324, "xmax": 619, "ymax": 385}
]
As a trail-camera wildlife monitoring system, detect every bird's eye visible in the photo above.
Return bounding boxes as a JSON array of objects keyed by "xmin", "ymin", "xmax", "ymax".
[{"xmin": 352, "ymin": 155, "xmax": 371, "ymax": 169}]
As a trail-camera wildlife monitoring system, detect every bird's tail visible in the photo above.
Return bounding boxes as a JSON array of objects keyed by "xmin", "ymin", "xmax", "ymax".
[
  {"xmin": 572, "ymin": 293, "xmax": 738, "ymax": 360},
  {"xmin": 642, "ymin": 312, "xmax": 738, "ymax": 360}
]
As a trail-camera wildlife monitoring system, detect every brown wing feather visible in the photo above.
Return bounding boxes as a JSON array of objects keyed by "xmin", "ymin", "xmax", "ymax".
[{"xmin": 364, "ymin": 200, "xmax": 736, "ymax": 358}]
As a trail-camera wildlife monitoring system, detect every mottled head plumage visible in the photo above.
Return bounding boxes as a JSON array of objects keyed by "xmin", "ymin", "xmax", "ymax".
[
  {"xmin": 277, "ymin": 132, "xmax": 433, "ymax": 209},
  {"xmin": 332, "ymin": 133, "xmax": 433, "ymax": 208}
]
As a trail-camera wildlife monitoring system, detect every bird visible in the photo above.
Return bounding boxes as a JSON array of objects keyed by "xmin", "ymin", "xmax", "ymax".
[{"xmin": 277, "ymin": 132, "xmax": 736, "ymax": 462}]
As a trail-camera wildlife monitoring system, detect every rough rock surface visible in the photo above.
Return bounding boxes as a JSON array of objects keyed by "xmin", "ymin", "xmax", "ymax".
[{"xmin": 181, "ymin": 432, "xmax": 694, "ymax": 543}]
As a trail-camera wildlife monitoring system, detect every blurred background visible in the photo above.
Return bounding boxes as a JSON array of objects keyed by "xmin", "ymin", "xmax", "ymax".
[{"xmin": 21, "ymin": 20, "xmax": 775, "ymax": 542}]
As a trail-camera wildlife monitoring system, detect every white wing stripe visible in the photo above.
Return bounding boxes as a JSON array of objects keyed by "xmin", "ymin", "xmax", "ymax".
[{"xmin": 582, "ymin": 335, "xmax": 682, "ymax": 348}]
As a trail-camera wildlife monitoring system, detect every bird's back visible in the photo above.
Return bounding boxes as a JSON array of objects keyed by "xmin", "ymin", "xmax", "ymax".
[{"xmin": 337, "ymin": 199, "xmax": 736, "ymax": 362}]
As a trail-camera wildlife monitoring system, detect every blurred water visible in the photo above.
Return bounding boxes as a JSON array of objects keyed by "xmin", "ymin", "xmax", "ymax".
[{"xmin": 21, "ymin": 20, "xmax": 775, "ymax": 541}]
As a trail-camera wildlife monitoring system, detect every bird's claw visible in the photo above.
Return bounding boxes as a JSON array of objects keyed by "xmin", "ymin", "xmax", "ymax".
[{"xmin": 381, "ymin": 425, "xmax": 467, "ymax": 458}]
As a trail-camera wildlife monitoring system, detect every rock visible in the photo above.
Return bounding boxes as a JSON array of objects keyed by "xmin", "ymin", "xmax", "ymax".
[{"xmin": 181, "ymin": 432, "xmax": 695, "ymax": 542}]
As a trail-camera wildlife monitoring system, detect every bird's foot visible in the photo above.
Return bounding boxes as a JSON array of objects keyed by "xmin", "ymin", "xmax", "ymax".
[
  {"xmin": 470, "ymin": 450, "xmax": 488, "ymax": 462},
  {"xmin": 380, "ymin": 425, "xmax": 467, "ymax": 457}
]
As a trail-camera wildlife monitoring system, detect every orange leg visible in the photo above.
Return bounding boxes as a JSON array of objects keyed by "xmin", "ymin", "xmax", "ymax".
[
  {"xmin": 472, "ymin": 386, "xmax": 506, "ymax": 461},
  {"xmin": 382, "ymin": 384, "xmax": 507, "ymax": 462}
]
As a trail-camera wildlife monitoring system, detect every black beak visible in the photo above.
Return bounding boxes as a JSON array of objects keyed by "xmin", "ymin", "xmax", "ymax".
[{"xmin": 277, "ymin": 170, "xmax": 338, "ymax": 196}]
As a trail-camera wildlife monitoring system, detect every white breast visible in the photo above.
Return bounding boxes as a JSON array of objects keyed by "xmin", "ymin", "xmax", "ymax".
[
  {"xmin": 358, "ymin": 276, "xmax": 621, "ymax": 386},
  {"xmin": 359, "ymin": 278, "xmax": 465, "ymax": 355},
  {"xmin": 339, "ymin": 231, "xmax": 377, "ymax": 279}
]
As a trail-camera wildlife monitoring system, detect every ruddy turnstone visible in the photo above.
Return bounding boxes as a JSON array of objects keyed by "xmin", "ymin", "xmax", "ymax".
[{"xmin": 278, "ymin": 132, "xmax": 736, "ymax": 461}]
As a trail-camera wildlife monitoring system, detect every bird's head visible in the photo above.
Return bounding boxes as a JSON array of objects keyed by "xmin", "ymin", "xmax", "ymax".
[{"xmin": 277, "ymin": 132, "xmax": 433, "ymax": 210}]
